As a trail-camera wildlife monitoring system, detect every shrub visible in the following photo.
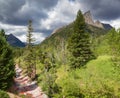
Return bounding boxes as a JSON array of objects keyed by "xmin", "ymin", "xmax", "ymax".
[{"xmin": 0, "ymin": 90, "xmax": 10, "ymax": 98}]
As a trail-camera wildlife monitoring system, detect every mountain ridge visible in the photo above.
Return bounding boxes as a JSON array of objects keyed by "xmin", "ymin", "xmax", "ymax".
[
  {"xmin": 84, "ymin": 11, "xmax": 112, "ymax": 30},
  {"xmin": 6, "ymin": 34, "xmax": 25, "ymax": 47},
  {"xmin": 50, "ymin": 11, "xmax": 112, "ymax": 36},
  {"xmin": 84, "ymin": 11, "xmax": 104, "ymax": 28}
]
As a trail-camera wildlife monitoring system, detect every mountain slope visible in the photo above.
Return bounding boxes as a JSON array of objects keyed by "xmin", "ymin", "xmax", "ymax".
[
  {"xmin": 38, "ymin": 11, "xmax": 112, "ymax": 64},
  {"xmin": 38, "ymin": 22, "xmax": 109, "ymax": 64},
  {"xmin": 6, "ymin": 34, "xmax": 25, "ymax": 47},
  {"xmin": 40, "ymin": 23, "xmax": 108, "ymax": 48}
]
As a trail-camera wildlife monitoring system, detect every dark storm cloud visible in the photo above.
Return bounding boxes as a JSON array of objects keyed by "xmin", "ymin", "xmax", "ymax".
[
  {"xmin": 34, "ymin": 29, "xmax": 53, "ymax": 37},
  {"xmin": 69, "ymin": 0, "xmax": 76, "ymax": 2},
  {"xmin": 0, "ymin": 0, "xmax": 58, "ymax": 25},
  {"xmin": 80, "ymin": 0, "xmax": 120, "ymax": 21},
  {"xmin": 40, "ymin": 30, "xmax": 53, "ymax": 37},
  {"xmin": 29, "ymin": 0, "xmax": 59, "ymax": 9},
  {"xmin": 0, "ymin": 0, "xmax": 25, "ymax": 24}
]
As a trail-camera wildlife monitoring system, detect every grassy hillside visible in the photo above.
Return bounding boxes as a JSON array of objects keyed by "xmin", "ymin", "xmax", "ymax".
[{"xmin": 56, "ymin": 55, "xmax": 120, "ymax": 97}]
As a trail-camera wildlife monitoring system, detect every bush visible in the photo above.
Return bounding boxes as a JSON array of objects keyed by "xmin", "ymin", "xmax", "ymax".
[
  {"xmin": 0, "ymin": 90, "xmax": 10, "ymax": 98},
  {"xmin": 0, "ymin": 30, "xmax": 15, "ymax": 90},
  {"xmin": 59, "ymin": 78, "xmax": 84, "ymax": 98}
]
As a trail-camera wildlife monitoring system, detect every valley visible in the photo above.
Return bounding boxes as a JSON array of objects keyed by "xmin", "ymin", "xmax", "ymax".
[{"xmin": 0, "ymin": 6, "xmax": 120, "ymax": 98}]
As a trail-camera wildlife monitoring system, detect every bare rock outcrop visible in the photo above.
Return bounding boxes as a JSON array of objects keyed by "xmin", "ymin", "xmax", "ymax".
[{"xmin": 84, "ymin": 11, "xmax": 104, "ymax": 29}]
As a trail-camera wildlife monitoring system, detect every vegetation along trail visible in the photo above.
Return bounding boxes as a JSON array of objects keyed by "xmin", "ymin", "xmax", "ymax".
[{"xmin": 13, "ymin": 64, "xmax": 48, "ymax": 98}]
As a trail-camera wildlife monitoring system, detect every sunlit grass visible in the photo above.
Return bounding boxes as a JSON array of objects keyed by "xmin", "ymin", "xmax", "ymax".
[{"xmin": 57, "ymin": 55, "xmax": 120, "ymax": 96}]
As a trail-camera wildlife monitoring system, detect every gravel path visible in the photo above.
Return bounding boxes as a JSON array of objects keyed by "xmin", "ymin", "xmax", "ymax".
[{"xmin": 14, "ymin": 64, "xmax": 48, "ymax": 98}]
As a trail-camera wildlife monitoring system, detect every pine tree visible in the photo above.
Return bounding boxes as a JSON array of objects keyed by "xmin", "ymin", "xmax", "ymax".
[
  {"xmin": 27, "ymin": 20, "xmax": 34, "ymax": 48},
  {"xmin": 0, "ymin": 29, "xmax": 15, "ymax": 90},
  {"xmin": 68, "ymin": 10, "xmax": 95, "ymax": 68},
  {"xmin": 25, "ymin": 20, "xmax": 36, "ymax": 79},
  {"xmin": 39, "ymin": 52, "xmax": 61, "ymax": 98},
  {"xmin": 0, "ymin": 29, "xmax": 6, "ymax": 38}
]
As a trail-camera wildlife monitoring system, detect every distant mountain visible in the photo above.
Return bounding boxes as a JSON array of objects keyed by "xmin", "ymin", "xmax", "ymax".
[
  {"xmin": 51, "ymin": 11, "xmax": 112, "ymax": 38},
  {"xmin": 38, "ymin": 22, "xmax": 108, "ymax": 64},
  {"xmin": 40, "ymin": 11, "xmax": 112, "ymax": 49},
  {"xmin": 84, "ymin": 11, "xmax": 112, "ymax": 30},
  {"xmin": 6, "ymin": 34, "xmax": 25, "ymax": 47},
  {"xmin": 40, "ymin": 22, "xmax": 108, "ymax": 49},
  {"xmin": 38, "ymin": 11, "xmax": 112, "ymax": 64},
  {"xmin": 102, "ymin": 23, "xmax": 113, "ymax": 30}
]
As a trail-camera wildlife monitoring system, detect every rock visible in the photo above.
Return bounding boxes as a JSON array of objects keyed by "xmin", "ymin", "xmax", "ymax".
[{"xmin": 84, "ymin": 11, "xmax": 104, "ymax": 29}]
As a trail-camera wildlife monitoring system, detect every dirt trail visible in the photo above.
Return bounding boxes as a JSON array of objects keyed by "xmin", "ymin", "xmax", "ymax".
[{"xmin": 13, "ymin": 64, "xmax": 48, "ymax": 98}]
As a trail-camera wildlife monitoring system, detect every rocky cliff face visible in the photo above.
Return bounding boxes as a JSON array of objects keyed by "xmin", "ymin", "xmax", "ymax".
[{"xmin": 84, "ymin": 11, "xmax": 104, "ymax": 29}]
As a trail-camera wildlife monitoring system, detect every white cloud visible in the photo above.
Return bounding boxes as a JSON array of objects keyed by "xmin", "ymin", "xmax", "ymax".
[
  {"xmin": 40, "ymin": 0, "xmax": 82, "ymax": 30},
  {"xmin": 17, "ymin": 34, "xmax": 26, "ymax": 43},
  {"xmin": 33, "ymin": 32, "xmax": 45, "ymax": 44},
  {"xmin": 110, "ymin": 19, "xmax": 120, "ymax": 29},
  {"xmin": 16, "ymin": 32, "xmax": 45, "ymax": 44},
  {"xmin": 101, "ymin": 19, "xmax": 120, "ymax": 29},
  {"xmin": 0, "ymin": 22, "xmax": 45, "ymax": 43},
  {"xmin": 0, "ymin": 22, "xmax": 26, "ymax": 41}
]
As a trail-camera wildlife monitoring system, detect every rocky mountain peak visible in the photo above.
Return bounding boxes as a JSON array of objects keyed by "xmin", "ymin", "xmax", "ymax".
[
  {"xmin": 84, "ymin": 10, "xmax": 91, "ymax": 17},
  {"xmin": 84, "ymin": 11, "xmax": 104, "ymax": 29}
]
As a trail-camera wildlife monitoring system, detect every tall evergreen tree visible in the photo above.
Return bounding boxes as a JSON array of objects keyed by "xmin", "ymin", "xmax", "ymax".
[
  {"xmin": 0, "ymin": 29, "xmax": 6, "ymax": 38},
  {"xmin": 68, "ymin": 10, "xmax": 95, "ymax": 68},
  {"xmin": 0, "ymin": 29, "xmax": 15, "ymax": 90},
  {"xmin": 25, "ymin": 20, "xmax": 36, "ymax": 79},
  {"xmin": 27, "ymin": 20, "xmax": 34, "ymax": 48}
]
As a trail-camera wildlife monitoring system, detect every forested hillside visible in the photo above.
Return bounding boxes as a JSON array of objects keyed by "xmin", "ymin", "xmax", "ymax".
[{"xmin": 39, "ymin": 18, "xmax": 108, "ymax": 64}]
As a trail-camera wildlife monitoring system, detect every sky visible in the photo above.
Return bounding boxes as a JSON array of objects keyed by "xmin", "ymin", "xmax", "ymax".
[{"xmin": 0, "ymin": 0, "xmax": 120, "ymax": 43}]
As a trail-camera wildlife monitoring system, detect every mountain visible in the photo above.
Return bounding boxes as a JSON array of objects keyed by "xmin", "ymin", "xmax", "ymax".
[
  {"xmin": 50, "ymin": 11, "xmax": 112, "ymax": 38},
  {"xmin": 83, "ymin": 11, "xmax": 112, "ymax": 30},
  {"xmin": 39, "ymin": 21, "xmax": 108, "ymax": 64},
  {"xmin": 6, "ymin": 34, "xmax": 25, "ymax": 47},
  {"xmin": 84, "ymin": 11, "xmax": 104, "ymax": 29},
  {"xmin": 39, "ymin": 11, "xmax": 112, "ymax": 54},
  {"xmin": 40, "ymin": 23, "xmax": 108, "ymax": 50},
  {"xmin": 38, "ymin": 10, "xmax": 113, "ymax": 63},
  {"xmin": 102, "ymin": 23, "xmax": 113, "ymax": 30}
]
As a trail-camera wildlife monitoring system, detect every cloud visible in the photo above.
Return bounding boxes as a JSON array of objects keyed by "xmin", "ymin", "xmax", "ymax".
[
  {"xmin": 0, "ymin": 0, "xmax": 59, "ymax": 25},
  {"xmin": 40, "ymin": 0, "xmax": 81, "ymax": 30},
  {"xmin": 16, "ymin": 32, "xmax": 45, "ymax": 44},
  {"xmin": 79, "ymin": 0, "xmax": 120, "ymax": 21},
  {"xmin": 0, "ymin": 0, "xmax": 59, "ymax": 43},
  {"xmin": 33, "ymin": 32, "xmax": 46, "ymax": 44},
  {"xmin": 0, "ymin": 0, "xmax": 25, "ymax": 25},
  {"xmin": 0, "ymin": 0, "xmax": 120, "ymax": 43},
  {"xmin": 110, "ymin": 19, "xmax": 120, "ymax": 29},
  {"xmin": 0, "ymin": 22, "xmax": 46, "ymax": 43}
]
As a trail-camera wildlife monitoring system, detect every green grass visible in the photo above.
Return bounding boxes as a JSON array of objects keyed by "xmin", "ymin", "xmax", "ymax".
[
  {"xmin": 56, "ymin": 64, "xmax": 69, "ymax": 82},
  {"xmin": 77, "ymin": 56, "xmax": 117, "ymax": 88},
  {"xmin": 57, "ymin": 55, "xmax": 120, "ymax": 96}
]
